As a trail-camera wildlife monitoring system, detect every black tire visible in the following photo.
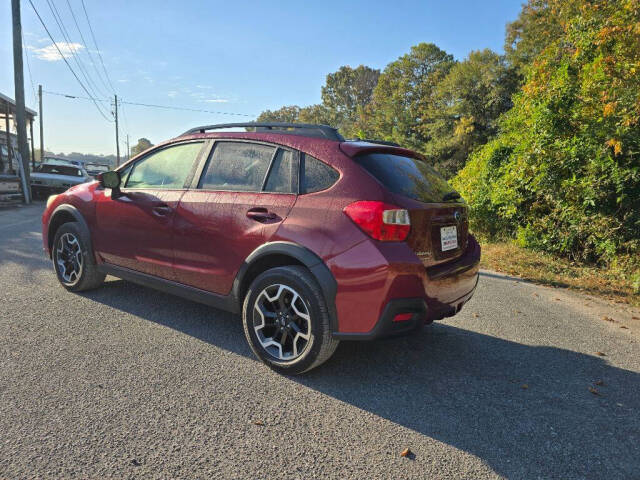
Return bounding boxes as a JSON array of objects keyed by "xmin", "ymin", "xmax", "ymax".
[
  {"xmin": 52, "ymin": 222, "xmax": 105, "ymax": 292},
  {"xmin": 242, "ymin": 265, "xmax": 339, "ymax": 374}
]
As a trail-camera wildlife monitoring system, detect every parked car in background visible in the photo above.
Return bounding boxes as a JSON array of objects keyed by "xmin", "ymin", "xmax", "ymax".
[
  {"xmin": 85, "ymin": 163, "xmax": 111, "ymax": 178},
  {"xmin": 31, "ymin": 163, "xmax": 92, "ymax": 198},
  {"xmin": 41, "ymin": 122, "xmax": 480, "ymax": 374},
  {"xmin": 42, "ymin": 156, "xmax": 84, "ymax": 168}
]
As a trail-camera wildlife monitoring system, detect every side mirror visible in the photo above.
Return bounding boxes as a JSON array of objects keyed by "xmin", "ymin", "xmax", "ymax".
[{"xmin": 98, "ymin": 170, "xmax": 121, "ymax": 190}]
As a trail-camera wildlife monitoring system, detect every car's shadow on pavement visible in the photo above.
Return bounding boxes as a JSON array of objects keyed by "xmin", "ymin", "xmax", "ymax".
[{"xmin": 84, "ymin": 278, "xmax": 640, "ymax": 480}]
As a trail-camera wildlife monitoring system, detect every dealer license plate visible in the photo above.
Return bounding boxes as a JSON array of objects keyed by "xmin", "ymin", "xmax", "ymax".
[{"xmin": 440, "ymin": 225, "xmax": 458, "ymax": 251}]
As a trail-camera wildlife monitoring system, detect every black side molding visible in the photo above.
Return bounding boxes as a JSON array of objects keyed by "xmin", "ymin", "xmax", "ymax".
[
  {"xmin": 98, "ymin": 263, "xmax": 239, "ymax": 314},
  {"xmin": 332, "ymin": 298, "xmax": 428, "ymax": 341}
]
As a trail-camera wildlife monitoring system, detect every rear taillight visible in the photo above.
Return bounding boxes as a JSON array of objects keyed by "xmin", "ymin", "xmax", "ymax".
[{"xmin": 343, "ymin": 201, "xmax": 411, "ymax": 242}]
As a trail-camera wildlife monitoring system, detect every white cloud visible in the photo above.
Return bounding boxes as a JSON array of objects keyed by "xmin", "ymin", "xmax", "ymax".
[
  {"xmin": 205, "ymin": 98, "xmax": 229, "ymax": 103},
  {"xmin": 167, "ymin": 91, "xmax": 178, "ymax": 98},
  {"xmin": 117, "ymin": 79, "xmax": 129, "ymax": 83},
  {"xmin": 32, "ymin": 42, "xmax": 84, "ymax": 61}
]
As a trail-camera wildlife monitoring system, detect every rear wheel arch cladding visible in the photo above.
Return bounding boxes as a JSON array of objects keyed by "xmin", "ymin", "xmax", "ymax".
[{"xmin": 233, "ymin": 242, "xmax": 339, "ymax": 331}]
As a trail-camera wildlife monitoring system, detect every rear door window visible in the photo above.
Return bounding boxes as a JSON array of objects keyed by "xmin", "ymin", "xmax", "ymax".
[
  {"xmin": 126, "ymin": 142, "xmax": 203, "ymax": 189},
  {"xmin": 264, "ymin": 149, "xmax": 298, "ymax": 193},
  {"xmin": 199, "ymin": 142, "xmax": 275, "ymax": 192},
  {"xmin": 354, "ymin": 153, "xmax": 456, "ymax": 203},
  {"xmin": 300, "ymin": 154, "xmax": 339, "ymax": 194}
]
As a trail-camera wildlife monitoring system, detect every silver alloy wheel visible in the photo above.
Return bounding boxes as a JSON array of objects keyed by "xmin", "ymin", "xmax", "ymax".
[
  {"xmin": 56, "ymin": 232, "xmax": 83, "ymax": 285},
  {"xmin": 253, "ymin": 284, "xmax": 312, "ymax": 361}
]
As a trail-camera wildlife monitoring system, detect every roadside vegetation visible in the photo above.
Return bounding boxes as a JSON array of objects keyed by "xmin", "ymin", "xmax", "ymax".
[
  {"xmin": 481, "ymin": 242, "xmax": 640, "ymax": 306},
  {"xmin": 258, "ymin": 0, "xmax": 640, "ymax": 296}
]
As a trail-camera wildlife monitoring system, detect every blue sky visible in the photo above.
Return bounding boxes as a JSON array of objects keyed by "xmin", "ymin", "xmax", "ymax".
[{"xmin": 1, "ymin": 0, "xmax": 523, "ymax": 155}]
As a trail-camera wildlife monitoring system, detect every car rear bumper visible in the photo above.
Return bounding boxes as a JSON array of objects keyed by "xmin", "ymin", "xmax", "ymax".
[{"xmin": 331, "ymin": 235, "xmax": 481, "ymax": 340}]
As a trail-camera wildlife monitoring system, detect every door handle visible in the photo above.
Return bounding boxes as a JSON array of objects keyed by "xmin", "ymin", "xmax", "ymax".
[
  {"xmin": 246, "ymin": 207, "xmax": 277, "ymax": 221},
  {"xmin": 152, "ymin": 204, "xmax": 173, "ymax": 216}
]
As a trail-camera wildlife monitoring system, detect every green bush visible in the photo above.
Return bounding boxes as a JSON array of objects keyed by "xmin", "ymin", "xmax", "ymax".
[{"xmin": 455, "ymin": 0, "xmax": 640, "ymax": 264}]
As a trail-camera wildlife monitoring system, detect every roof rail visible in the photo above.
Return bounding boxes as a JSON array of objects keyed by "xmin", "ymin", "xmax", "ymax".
[
  {"xmin": 347, "ymin": 138, "xmax": 401, "ymax": 147},
  {"xmin": 181, "ymin": 122, "xmax": 345, "ymax": 141}
]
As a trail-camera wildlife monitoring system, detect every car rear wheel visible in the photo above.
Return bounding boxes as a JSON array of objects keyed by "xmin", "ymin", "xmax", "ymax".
[
  {"xmin": 242, "ymin": 265, "xmax": 339, "ymax": 374},
  {"xmin": 52, "ymin": 222, "xmax": 105, "ymax": 292}
]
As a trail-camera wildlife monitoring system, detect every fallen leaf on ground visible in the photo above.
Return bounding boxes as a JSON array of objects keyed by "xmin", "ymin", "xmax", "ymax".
[
  {"xmin": 601, "ymin": 316, "xmax": 614, "ymax": 322},
  {"xmin": 588, "ymin": 387, "xmax": 600, "ymax": 396},
  {"xmin": 554, "ymin": 298, "xmax": 561, "ymax": 301},
  {"xmin": 252, "ymin": 420, "xmax": 265, "ymax": 426},
  {"xmin": 632, "ymin": 316, "xmax": 639, "ymax": 320},
  {"xmin": 532, "ymin": 293, "xmax": 539, "ymax": 297},
  {"xmin": 400, "ymin": 448, "xmax": 412, "ymax": 458},
  {"xmin": 595, "ymin": 351, "xmax": 606, "ymax": 356},
  {"xmin": 620, "ymin": 325, "xmax": 629, "ymax": 329},
  {"xmin": 472, "ymin": 313, "xmax": 479, "ymax": 318},
  {"xmin": 521, "ymin": 384, "xmax": 529, "ymax": 390}
]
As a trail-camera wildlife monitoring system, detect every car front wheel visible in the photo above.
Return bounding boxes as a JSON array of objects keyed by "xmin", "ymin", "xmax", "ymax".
[
  {"xmin": 242, "ymin": 265, "xmax": 339, "ymax": 374},
  {"xmin": 52, "ymin": 222, "xmax": 105, "ymax": 292}
]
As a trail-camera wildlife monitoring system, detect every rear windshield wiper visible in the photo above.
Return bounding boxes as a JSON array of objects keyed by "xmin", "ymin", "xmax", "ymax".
[{"xmin": 442, "ymin": 191, "xmax": 461, "ymax": 202}]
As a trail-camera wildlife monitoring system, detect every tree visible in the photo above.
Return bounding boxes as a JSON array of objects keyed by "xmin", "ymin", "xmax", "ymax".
[
  {"xmin": 130, "ymin": 138, "xmax": 154, "ymax": 158},
  {"xmin": 321, "ymin": 65, "xmax": 380, "ymax": 136},
  {"xmin": 455, "ymin": 0, "xmax": 640, "ymax": 264},
  {"xmin": 425, "ymin": 49, "xmax": 518, "ymax": 176},
  {"xmin": 255, "ymin": 106, "xmax": 301, "ymax": 124},
  {"xmin": 298, "ymin": 104, "xmax": 334, "ymax": 126},
  {"xmin": 504, "ymin": 0, "xmax": 567, "ymax": 75},
  {"xmin": 366, "ymin": 43, "xmax": 455, "ymax": 153}
]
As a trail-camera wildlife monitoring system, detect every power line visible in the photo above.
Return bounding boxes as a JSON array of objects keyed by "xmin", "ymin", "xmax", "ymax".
[
  {"xmin": 22, "ymin": 31, "xmax": 38, "ymax": 105},
  {"xmin": 43, "ymin": 0, "xmax": 109, "ymax": 102},
  {"xmin": 120, "ymin": 100, "xmax": 254, "ymax": 117},
  {"xmin": 27, "ymin": 0, "xmax": 113, "ymax": 122},
  {"xmin": 120, "ymin": 100, "xmax": 131, "ymax": 132},
  {"xmin": 80, "ymin": 0, "xmax": 116, "ymax": 93},
  {"xmin": 42, "ymin": 89, "xmax": 107, "ymax": 101},
  {"xmin": 65, "ymin": 0, "xmax": 113, "ymax": 96},
  {"xmin": 42, "ymin": 89, "xmax": 255, "ymax": 117}
]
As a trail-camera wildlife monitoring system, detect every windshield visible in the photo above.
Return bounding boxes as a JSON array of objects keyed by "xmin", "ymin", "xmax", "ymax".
[
  {"xmin": 35, "ymin": 164, "xmax": 83, "ymax": 177},
  {"xmin": 354, "ymin": 153, "xmax": 458, "ymax": 203}
]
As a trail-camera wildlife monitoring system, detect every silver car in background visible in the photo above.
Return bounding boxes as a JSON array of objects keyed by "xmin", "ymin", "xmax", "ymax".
[{"xmin": 30, "ymin": 163, "xmax": 92, "ymax": 198}]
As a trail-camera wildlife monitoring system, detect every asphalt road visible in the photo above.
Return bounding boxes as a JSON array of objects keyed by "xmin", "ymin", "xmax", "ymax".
[{"xmin": 1, "ymin": 203, "xmax": 639, "ymax": 480}]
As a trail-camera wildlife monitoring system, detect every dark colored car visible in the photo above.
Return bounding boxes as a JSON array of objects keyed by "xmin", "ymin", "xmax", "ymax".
[{"xmin": 42, "ymin": 123, "xmax": 480, "ymax": 374}]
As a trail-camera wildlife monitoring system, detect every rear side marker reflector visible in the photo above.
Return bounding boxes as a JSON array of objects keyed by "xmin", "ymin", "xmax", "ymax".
[
  {"xmin": 393, "ymin": 312, "xmax": 413, "ymax": 322},
  {"xmin": 343, "ymin": 201, "xmax": 411, "ymax": 242}
]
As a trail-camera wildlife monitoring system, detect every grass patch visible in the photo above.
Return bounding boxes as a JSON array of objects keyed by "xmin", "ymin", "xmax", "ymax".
[{"xmin": 480, "ymin": 241, "xmax": 640, "ymax": 306}]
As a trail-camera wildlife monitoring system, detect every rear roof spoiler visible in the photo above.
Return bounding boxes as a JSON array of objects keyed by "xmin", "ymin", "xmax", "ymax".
[{"xmin": 339, "ymin": 141, "xmax": 424, "ymax": 160}]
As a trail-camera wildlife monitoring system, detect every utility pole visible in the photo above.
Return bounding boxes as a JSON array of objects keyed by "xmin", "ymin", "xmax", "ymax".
[
  {"xmin": 126, "ymin": 134, "xmax": 130, "ymax": 162},
  {"xmin": 29, "ymin": 119, "xmax": 35, "ymax": 169},
  {"xmin": 11, "ymin": 0, "xmax": 31, "ymax": 203},
  {"xmin": 114, "ymin": 94, "xmax": 120, "ymax": 166},
  {"xmin": 38, "ymin": 84, "xmax": 43, "ymax": 162}
]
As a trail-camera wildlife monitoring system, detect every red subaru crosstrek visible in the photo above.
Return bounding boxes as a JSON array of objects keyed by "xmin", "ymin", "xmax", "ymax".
[{"xmin": 42, "ymin": 123, "xmax": 480, "ymax": 374}]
